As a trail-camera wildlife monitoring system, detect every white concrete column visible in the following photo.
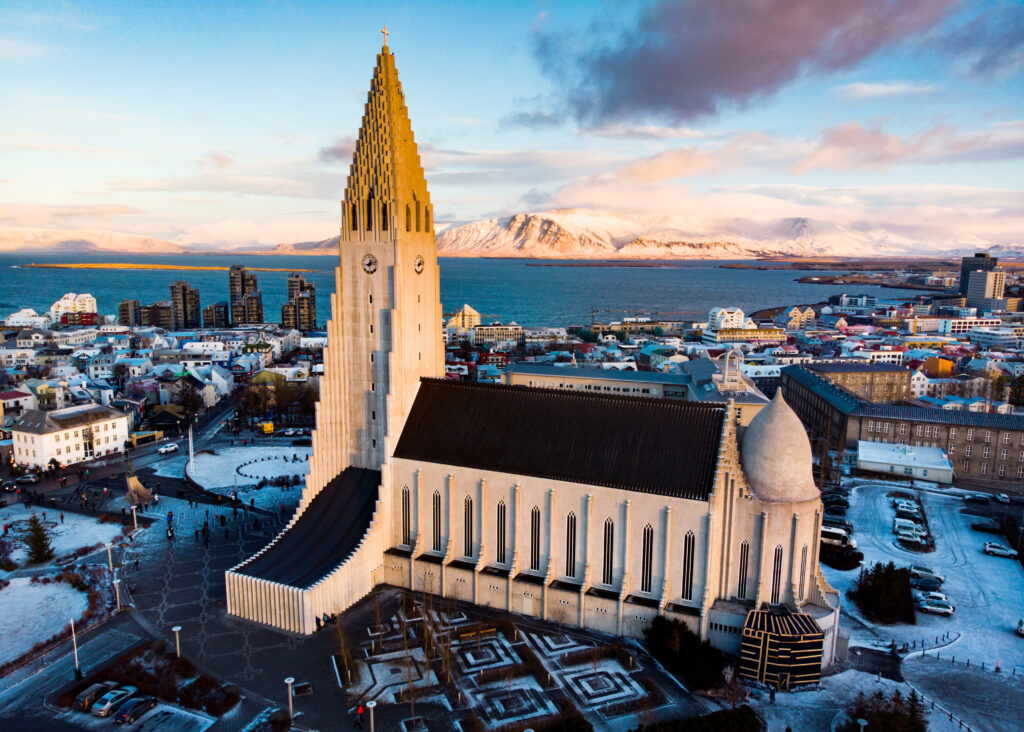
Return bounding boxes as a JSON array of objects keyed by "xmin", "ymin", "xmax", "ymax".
[
  {"xmin": 754, "ymin": 511, "xmax": 770, "ymax": 605},
  {"xmin": 788, "ymin": 512, "xmax": 800, "ymax": 603},
  {"xmin": 659, "ymin": 506, "xmax": 672, "ymax": 609}
]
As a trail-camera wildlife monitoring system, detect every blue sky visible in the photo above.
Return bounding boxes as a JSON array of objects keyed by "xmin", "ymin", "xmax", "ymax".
[{"xmin": 1, "ymin": 0, "xmax": 1022, "ymax": 249}]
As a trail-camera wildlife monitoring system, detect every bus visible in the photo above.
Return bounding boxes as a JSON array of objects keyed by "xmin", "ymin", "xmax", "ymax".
[{"xmin": 820, "ymin": 526, "xmax": 857, "ymax": 550}]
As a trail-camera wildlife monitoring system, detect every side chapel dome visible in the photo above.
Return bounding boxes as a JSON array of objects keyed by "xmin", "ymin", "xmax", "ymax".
[{"xmin": 740, "ymin": 388, "xmax": 820, "ymax": 503}]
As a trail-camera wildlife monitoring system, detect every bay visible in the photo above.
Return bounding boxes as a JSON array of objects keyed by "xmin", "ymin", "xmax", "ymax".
[{"xmin": 0, "ymin": 253, "xmax": 928, "ymax": 328}]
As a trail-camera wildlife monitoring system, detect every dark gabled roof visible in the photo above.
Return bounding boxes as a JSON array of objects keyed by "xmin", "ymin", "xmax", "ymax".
[
  {"xmin": 806, "ymin": 361, "xmax": 908, "ymax": 374},
  {"xmin": 394, "ymin": 379, "xmax": 725, "ymax": 501},
  {"xmin": 782, "ymin": 365, "xmax": 862, "ymax": 415}
]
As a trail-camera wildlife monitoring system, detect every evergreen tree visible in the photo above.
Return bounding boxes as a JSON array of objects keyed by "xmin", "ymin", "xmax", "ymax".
[{"xmin": 24, "ymin": 514, "xmax": 54, "ymax": 563}]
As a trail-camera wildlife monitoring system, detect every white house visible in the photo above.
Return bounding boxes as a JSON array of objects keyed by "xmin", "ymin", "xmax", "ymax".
[{"xmin": 11, "ymin": 404, "xmax": 129, "ymax": 469}]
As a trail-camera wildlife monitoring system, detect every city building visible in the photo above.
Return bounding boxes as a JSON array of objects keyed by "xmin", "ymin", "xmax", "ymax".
[
  {"xmin": 241, "ymin": 291, "xmax": 265, "ymax": 325},
  {"xmin": 229, "ymin": 265, "xmax": 260, "ymax": 325},
  {"xmin": 140, "ymin": 301, "xmax": 173, "ymax": 330},
  {"xmin": 708, "ymin": 307, "xmax": 751, "ymax": 331},
  {"xmin": 959, "ymin": 252, "xmax": 998, "ymax": 295},
  {"xmin": 856, "ymin": 441, "xmax": 953, "ymax": 484},
  {"xmin": 446, "ymin": 304, "xmax": 481, "ymax": 333},
  {"xmin": 118, "ymin": 299, "xmax": 142, "ymax": 327},
  {"xmin": 11, "ymin": 404, "xmax": 129, "ymax": 469},
  {"xmin": 169, "ymin": 280, "xmax": 202, "ymax": 329},
  {"xmin": 48, "ymin": 292, "xmax": 97, "ymax": 323},
  {"xmin": 805, "ymin": 362, "xmax": 911, "ymax": 403},
  {"xmin": 202, "ymin": 301, "xmax": 230, "ymax": 328},
  {"xmin": 225, "ymin": 44, "xmax": 840, "ymax": 673},
  {"xmin": 4, "ymin": 309, "xmax": 50, "ymax": 328},
  {"xmin": 703, "ymin": 327, "xmax": 786, "ymax": 346},
  {"xmin": 282, "ymin": 273, "xmax": 316, "ymax": 331},
  {"xmin": 468, "ymin": 322, "xmax": 524, "ymax": 346}
]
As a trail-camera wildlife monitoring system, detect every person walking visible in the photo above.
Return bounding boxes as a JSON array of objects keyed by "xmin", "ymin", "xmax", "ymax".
[
  {"xmin": 355, "ymin": 705, "xmax": 364, "ymax": 729},
  {"xmin": 770, "ymin": 687, "xmax": 776, "ymax": 705},
  {"xmin": 60, "ymin": 513, "xmax": 64, "ymax": 523}
]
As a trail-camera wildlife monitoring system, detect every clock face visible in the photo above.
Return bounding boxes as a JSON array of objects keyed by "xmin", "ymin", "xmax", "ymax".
[
  {"xmin": 414, "ymin": 255, "xmax": 425, "ymax": 274},
  {"xmin": 361, "ymin": 254, "xmax": 378, "ymax": 274}
]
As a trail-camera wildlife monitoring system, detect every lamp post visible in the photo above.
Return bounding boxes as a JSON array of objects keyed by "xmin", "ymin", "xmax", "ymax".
[
  {"xmin": 106, "ymin": 543, "xmax": 113, "ymax": 572},
  {"xmin": 284, "ymin": 677, "xmax": 295, "ymax": 720},
  {"xmin": 172, "ymin": 626, "xmax": 182, "ymax": 658},
  {"xmin": 130, "ymin": 504, "xmax": 137, "ymax": 531},
  {"xmin": 113, "ymin": 579, "xmax": 121, "ymax": 610},
  {"xmin": 71, "ymin": 617, "xmax": 82, "ymax": 679},
  {"xmin": 366, "ymin": 699, "xmax": 376, "ymax": 732},
  {"xmin": 857, "ymin": 719, "xmax": 868, "ymax": 732}
]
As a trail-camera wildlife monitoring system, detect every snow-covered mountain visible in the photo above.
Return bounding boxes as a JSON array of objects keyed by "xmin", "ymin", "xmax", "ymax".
[
  {"xmin": 259, "ymin": 236, "xmax": 340, "ymax": 255},
  {"xmin": 435, "ymin": 209, "xmax": 1010, "ymax": 259},
  {"xmin": 0, "ymin": 227, "xmax": 186, "ymax": 254}
]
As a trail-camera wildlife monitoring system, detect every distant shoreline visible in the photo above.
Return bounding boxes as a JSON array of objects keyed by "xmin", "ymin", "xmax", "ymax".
[{"xmin": 20, "ymin": 262, "xmax": 314, "ymax": 273}]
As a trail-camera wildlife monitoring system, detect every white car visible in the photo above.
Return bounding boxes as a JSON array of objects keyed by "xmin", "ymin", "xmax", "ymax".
[
  {"xmin": 92, "ymin": 685, "xmax": 136, "ymax": 717},
  {"xmin": 983, "ymin": 542, "xmax": 1018, "ymax": 558},
  {"xmin": 909, "ymin": 564, "xmax": 945, "ymax": 583},
  {"xmin": 913, "ymin": 590, "xmax": 948, "ymax": 604},
  {"xmin": 157, "ymin": 443, "xmax": 179, "ymax": 454},
  {"xmin": 917, "ymin": 599, "xmax": 954, "ymax": 617},
  {"xmin": 995, "ymin": 493, "xmax": 1010, "ymax": 504}
]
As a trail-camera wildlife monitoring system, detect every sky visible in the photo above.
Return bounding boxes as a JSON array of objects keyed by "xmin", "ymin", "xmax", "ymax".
[{"xmin": 1, "ymin": 0, "xmax": 1022, "ymax": 250}]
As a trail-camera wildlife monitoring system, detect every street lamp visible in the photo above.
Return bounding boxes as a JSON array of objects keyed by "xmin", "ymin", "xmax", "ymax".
[
  {"xmin": 106, "ymin": 543, "xmax": 113, "ymax": 572},
  {"xmin": 857, "ymin": 719, "xmax": 868, "ymax": 732},
  {"xmin": 366, "ymin": 699, "xmax": 376, "ymax": 732},
  {"xmin": 284, "ymin": 677, "xmax": 295, "ymax": 719},
  {"xmin": 172, "ymin": 626, "xmax": 182, "ymax": 658},
  {"xmin": 130, "ymin": 504, "xmax": 137, "ymax": 531},
  {"xmin": 113, "ymin": 579, "xmax": 121, "ymax": 610},
  {"xmin": 71, "ymin": 617, "xmax": 82, "ymax": 679}
]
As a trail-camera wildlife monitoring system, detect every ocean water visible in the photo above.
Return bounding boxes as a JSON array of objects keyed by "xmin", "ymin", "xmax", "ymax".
[{"xmin": 0, "ymin": 253, "xmax": 929, "ymax": 328}]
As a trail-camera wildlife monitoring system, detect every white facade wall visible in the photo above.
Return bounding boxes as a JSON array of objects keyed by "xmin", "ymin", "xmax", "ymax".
[{"xmin": 12, "ymin": 413, "xmax": 129, "ymax": 469}]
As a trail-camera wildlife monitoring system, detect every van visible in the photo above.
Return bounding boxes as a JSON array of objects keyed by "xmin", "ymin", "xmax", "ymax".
[
  {"xmin": 893, "ymin": 518, "xmax": 922, "ymax": 534},
  {"xmin": 821, "ymin": 526, "xmax": 857, "ymax": 550},
  {"xmin": 74, "ymin": 681, "xmax": 118, "ymax": 711}
]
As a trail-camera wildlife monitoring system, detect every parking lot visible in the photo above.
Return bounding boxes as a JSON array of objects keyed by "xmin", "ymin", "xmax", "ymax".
[{"xmin": 54, "ymin": 703, "xmax": 213, "ymax": 731}]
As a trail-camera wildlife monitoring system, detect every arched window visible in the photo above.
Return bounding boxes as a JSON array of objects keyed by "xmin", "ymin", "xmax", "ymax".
[
  {"xmin": 381, "ymin": 203, "xmax": 388, "ymax": 231},
  {"xmin": 602, "ymin": 518, "xmax": 614, "ymax": 585},
  {"xmin": 464, "ymin": 496, "xmax": 473, "ymax": 558},
  {"xmin": 431, "ymin": 491, "xmax": 441, "ymax": 552},
  {"xmin": 771, "ymin": 545, "xmax": 784, "ymax": 604},
  {"xmin": 530, "ymin": 506, "xmax": 541, "ymax": 571},
  {"xmin": 405, "ymin": 204, "xmax": 411, "ymax": 232},
  {"xmin": 416, "ymin": 201, "xmax": 422, "ymax": 232},
  {"xmin": 641, "ymin": 523, "xmax": 654, "ymax": 593},
  {"xmin": 496, "ymin": 501, "xmax": 506, "ymax": 564},
  {"xmin": 799, "ymin": 544, "xmax": 808, "ymax": 600},
  {"xmin": 681, "ymin": 530, "xmax": 695, "ymax": 600},
  {"xmin": 425, "ymin": 206, "xmax": 431, "ymax": 231},
  {"xmin": 565, "ymin": 512, "xmax": 577, "ymax": 578},
  {"xmin": 401, "ymin": 486, "xmax": 410, "ymax": 546},
  {"xmin": 350, "ymin": 203, "xmax": 358, "ymax": 231},
  {"xmin": 365, "ymin": 189, "xmax": 374, "ymax": 230},
  {"xmin": 737, "ymin": 540, "xmax": 749, "ymax": 599}
]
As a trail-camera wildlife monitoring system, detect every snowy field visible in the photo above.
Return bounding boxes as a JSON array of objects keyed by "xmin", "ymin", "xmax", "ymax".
[
  {"xmin": 0, "ymin": 576, "xmax": 88, "ymax": 665},
  {"xmin": 180, "ymin": 446, "xmax": 311, "ymax": 492},
  {"xmin": 822, "ymin": 482, "xmax": 1024, "ymax": 671},
  {"xmin": 0, "ymin": 503, "xmax": 124, "ymax": 566}
]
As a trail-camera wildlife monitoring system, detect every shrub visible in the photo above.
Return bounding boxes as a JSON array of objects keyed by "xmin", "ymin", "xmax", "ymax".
[
  {"xmin": 819, "ymin": 544, "xmax": 864, "ymax": 571},
  {"xmin": 643, "ymin": 616, "xmax": 726, "ymax": 690},
  {"xmin": 849, "ymin": 562, "xmax": 915, "ymax": 625},
  {"xmin": 838, "ymin": 689, "xmax": 926, "ymax": 732}
]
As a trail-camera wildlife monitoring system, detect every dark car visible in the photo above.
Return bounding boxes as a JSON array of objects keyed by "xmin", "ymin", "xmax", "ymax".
[
  {"xmin": 115, "ymin": 695, "xmax": 157, "ymax": 724},
  {"xmin": 896, "ymin": 509, "xmax": 922, "ymax": 522},
  {"xmin": 15, "ymin": 474, "xmax": 40, "ymax": 484},
  {"xmin": 74, "ymin": 681, "xmax": 119, "ymax": 711},
  {"xmin": 824, "ymin": 496, "xmax": 850, "ymax": 510},
  {"xmin": 964, "ymin": 494, "xmax": 990, "ymax": 505},
  {"xmin": 911, "ymin": 576, "xmax": 943, "ymax": 592},
  {"xmin": 822, "ymin": 517, "xmax": 854, "ymax": 534},
  {"xmin": 1, "ymin": 480, "xmax": 16, "ymax": 492},
  {"xmin": 824, "ymin": 506, "xmax": 847, "ymax": 519},
  {"xmin": 292, "ymin": 438, "xmax": 312, "ymax": 446}
]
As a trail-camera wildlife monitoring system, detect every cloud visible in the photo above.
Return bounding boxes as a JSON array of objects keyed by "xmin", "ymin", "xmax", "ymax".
[
  {"xmin": 4, "ymin": 140, "xmax": 128, "ymax": 159},
  {"xmin": 0, "ymin": 37, "xmax": 53, "ymax": 61},
  {"xmin": 937, "ymin": 2, "xmax": 1024, "ymax": 76},
  {"xmin": 793, "ymin": 120, "xmax": 1024, "ymax": 173},
  {"xmin": 835, "ymin": 81, "xmax": 938, "ymax": 100},
  {"xmin": 499, "ymin": 109, "xmax": 562, "ymax": 130},
  {"xmin": 197, "ymin": 152, "xmax": 235, "ymax": 170},
  {"xmin": 0, "ymin": 203, "xmax": 143, "ymax": 228},
  {"xmin": 581, "ymin": 124, "xmax": 708, "ymax": 140},
  {"xmin": 172, "ymin": 217, "xmax": 337, "ymax": 248},
  {"xmin": 532, "ymin": 0, "xmax": 957, "ymax": 123},
  {"xmin": 317, "ymin": 136, "xmax": 356, "ymax": 163}
]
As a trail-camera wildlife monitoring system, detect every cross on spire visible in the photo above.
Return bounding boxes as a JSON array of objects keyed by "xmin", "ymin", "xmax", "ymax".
[{"xmin": 381, "ymin": 25, "xmax": 389, "ymax": 46}]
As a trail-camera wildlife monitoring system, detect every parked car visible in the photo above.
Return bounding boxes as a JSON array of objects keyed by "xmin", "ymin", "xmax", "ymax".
[
  {"xmin": 995, "ymin": 493, "xmax": 1010, "ymax": 504},
  {"xmin": 822, "ymin": 517, "xmax": 854, "ymax": 534},
  {"xmin": 1, "ymin": 479, "xmax": 15, "ymax": 492},
  {"xmin": 292, "ymin": 438, "xmax": 312, "ymax": 446},
  {"xmin": 964, "ymin": 494, "xmax": 990, "ymax": 505},
  {"xmin": 115, "ymin": 695, "xmax": 157, "ymax": 724},
  {"xmin": 92, "ymin": 685, "xmax": 137, "ymax": 717},
  {"xmin": 970, "ymin": 518, "xmax": 1002, "ymax": 534},
  {"xmin": 824, "ymin": 506, "xmax": 847, "ymax": 519},
  {"xmin": 897, "ymin": 530, "xmax": 928, "ymax": 546},
  {"xmin": 917, "ymin": 599, "xmax": 955, "ymax": 617},
  {"xmin": 15, "ymin": 473, "xmax": 40, "ymax": 484},
  {"xmin": 896, "ymin": 509, "xmax": 922, "ymax": 522},
  {"xmin": 983, "ymin": 542, "xmax": 1018, "ymax": 558},
  {"xmin": 74, "ymin": 681, "xmax": 119, "ymax": 711},
  {"xmin": 911, "ymin": 576, "xmax": 943, "ymax": 592},
  {"xmin": 823, "ymin": 496, "xmax": 850, "ymax": 510},
  {"xmin": 157, "ymin": 443, "xmax": 178, "ymax": 454},
  {"xmin": 1017, "ymin": 619, "xmax": 1024, "ymax": 638},
  {"xmin": 913, "ymin": 590, "xmax": 948, "ymax": 604},
  {"xmin": 909, "ymin": 564, "xmax": 945, "ymax": 583}
]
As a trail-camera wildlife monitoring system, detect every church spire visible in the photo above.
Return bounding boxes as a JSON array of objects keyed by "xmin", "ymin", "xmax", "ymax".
[{"xmin": 341, "ymin": 42, "xmax": 433, "ymax": 243}]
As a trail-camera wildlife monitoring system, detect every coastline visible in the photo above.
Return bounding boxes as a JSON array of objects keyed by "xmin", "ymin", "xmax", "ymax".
[{"xmin": 20, "ymin": 263, "xmax": 314, "ymax": 273}]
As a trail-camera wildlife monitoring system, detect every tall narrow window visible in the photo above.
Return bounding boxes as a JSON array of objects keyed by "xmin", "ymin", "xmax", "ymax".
[
  {"xmin": 681, "ymin": 531, "xmax": 695, "ymax": 600},
  {"xmin": 565, "ymin": 512, "xmax": 577, "ymax": 578},
  {"xmin": 405, "ymin": 204, "xmax": 411, "ymax": 231},
  {"xmin": 464, "ymin": 496, "xmax": 473, "ymax": 558},
  {"xmin": 381, "ymin": 203, "xmax": 388, "ymax": 231},
  {"xmin": 366, "ymin": 191, "xmax": 374, "ymax": 229},
  {"xmin": 771, "ymin": 545, "xmax": 784, "ymax": 604},
  {"xmin": 641, "ymin": 524, "xmax": 654, "ymax": 593},
  {"xmin": 401, "ymin": 486, "xmax": 410, "ymax": 546},
  {"xmin": 603, "ymin": 518, "xmax": 614, "ymax": 585},
  {"xmin": 496, "ymin": 501, "xmax": 506, "ymax": 564},
  {"xmin": 416, "ymin": 201, "xmax": 422, "ymax": 232},
  {"xmin": 737, "ymin": 541, "xmax": 749, "ymax": 599},
  {"xmin": 799, "ymin": 544, "xmax": 808, "ymax": 600},
  {"xmin": 530, "ymin": 506, "xmax": 541, "ymax": 571},
  {"xmin": 425, "ymin": 206, "xmax": 431, "ymax": 231},
  {"xmin": 431, "ymin": 491, "xmax": 441, "ymax": 552},
  {"xmin": 350, "ymin": 203, "xmax": 358, "ymax": 231}
]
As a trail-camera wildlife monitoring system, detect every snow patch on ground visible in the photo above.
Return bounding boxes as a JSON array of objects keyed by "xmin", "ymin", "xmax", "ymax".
[
  {"xmin": 183, "ymin": 446, "xmax": 311, "ymax": 492},
  {"xmin": 0, "ymin": 503, "xmax": 124, "ymax": 566},
  {"xmin": 0, "ymin": 576, "xmax": 88, "ymax": 665}
]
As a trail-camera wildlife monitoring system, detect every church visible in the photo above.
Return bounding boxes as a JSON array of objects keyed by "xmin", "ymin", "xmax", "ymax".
[{"xmin": 225, "ymin": 41, "xmax": 841, "ymax": 673}]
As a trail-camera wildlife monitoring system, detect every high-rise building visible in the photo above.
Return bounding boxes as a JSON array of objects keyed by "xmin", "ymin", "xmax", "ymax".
[
  {"xmin": 140, "ymin": 301, "xmax": 173, "ymax": 330},
  {"xmin": 229, "ymin": 265, "xmax": 259, "ymax": 325},
  {"xmin": 241, "ymin": 291, "xmax": 264, "ymax": 325},
  {"xmin": 117, "ymin": 299, "xmax": 142, "ymax": 327},
  {"xmin": 965, "ymin": 268, "xmax": 1009, "ymax": 311},
  {"xmin": 959, "ymin": 253, "xmax": 997, "ymax": 295},
  {"xmin": 202, "ymin": 301, "xmax": 230, "ymax": 328},
  {"xmin": 282, "ymin": 272, "xmax": 316, "ymax": 331},
  {"xmin": 169, "ymin": 280, "xmax": 201, "ymax": 330}
]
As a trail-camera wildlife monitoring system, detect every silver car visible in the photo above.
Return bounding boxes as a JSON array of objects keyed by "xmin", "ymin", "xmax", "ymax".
[
  {"xmin": 92, "ymin": 685, "xmax": 137, "ymax": 717},
  {"xmin": 983, "ymin": 542, "xmax": 1018, "ymax": 558}
]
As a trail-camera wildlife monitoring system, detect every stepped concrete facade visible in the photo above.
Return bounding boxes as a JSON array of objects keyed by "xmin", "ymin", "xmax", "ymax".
[{"xmin": 226, "ymin": 43, "xmax": 841, "ymax": 671}]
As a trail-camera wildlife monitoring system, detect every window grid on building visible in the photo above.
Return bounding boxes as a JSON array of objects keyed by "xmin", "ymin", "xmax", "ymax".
[
  {"xmin": 565, "ymin": 512, "xmax": 577, "ymax": 578},
  {"xmin": 603, "ymin": 518, "xmax": 614, "ymax": 585}
]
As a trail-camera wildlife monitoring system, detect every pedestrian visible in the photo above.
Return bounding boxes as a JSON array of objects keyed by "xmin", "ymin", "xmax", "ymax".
[
  {"xmin": 134, "ymin": 556, "xmax": 140, "ymax": 569},
  {"xmin": 232, "ymin": 505, "xmax": 237, "ymax": 518},
  {"xmin": 103, "ymin": 486, "xmax": 108, "ymax": 497},
  {"xmin": 770, "ymin": 688, "xmax": 776, "ymax": 705},
  {"xmin": 41, "ymin": 511, "xmax": 46, "ymax": 521},
  {"xmin": 356, "ymin": 704, "xmax": 364, "ymax": 729},
  {"xmin": 195, "ymin": 528, "xmax": 200, "ymax": 542},
  {"xmin": 121, "ymin": 507, "xmax": 126, "ymax": 517},
  {"xmin": 60, "ymin": 513, "xmax": 64, "ymax": 523}
]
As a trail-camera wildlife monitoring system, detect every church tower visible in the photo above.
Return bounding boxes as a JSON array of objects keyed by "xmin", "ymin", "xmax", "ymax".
[{"xmin": 307, "ymin": 40, "xmax": 443, "ymax": 493}]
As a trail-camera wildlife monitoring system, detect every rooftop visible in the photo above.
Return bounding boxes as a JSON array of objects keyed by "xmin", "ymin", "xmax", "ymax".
[
  {"xmin": 12, "ymin": 404, "xmax": 126, "ymax": 434},
  {"xmin": 858, "ymin": 440, "xmax": 952, "ymax": 471},
  {"xmin": 806, "ymin": 361, "xmax": 909, "ymax": 374}
]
